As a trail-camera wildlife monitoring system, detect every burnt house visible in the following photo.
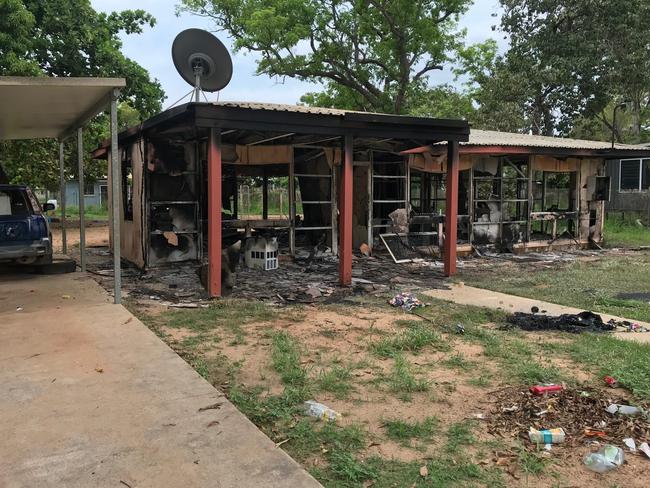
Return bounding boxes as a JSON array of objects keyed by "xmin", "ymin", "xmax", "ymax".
[
  {"xmin": 93, "ymin": 102, "xmax": 470, "ymax": 296},
  {"xmin": 94, "ymin": 103, "xmax": 650, "ymax": 297},
  {"xmin": 405, "ymin": 130, "xmax": 650, "ymax": 252}
]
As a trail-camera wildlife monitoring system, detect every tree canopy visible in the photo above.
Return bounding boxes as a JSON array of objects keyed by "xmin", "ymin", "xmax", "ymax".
[
  {"xmin": 0, "ymin": 0, "xmax": 166, "ymax": 191},
  {"xmin": 473, "ymin": 0, "xmax": 650, "ymax": 140},
  {"xmin": 179, "ymin": 0, "xmax": 489, "ymax": 114}
]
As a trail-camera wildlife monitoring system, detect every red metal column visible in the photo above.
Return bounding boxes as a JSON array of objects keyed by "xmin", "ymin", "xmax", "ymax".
[
  {"xmin": 339, "ymin": 134, "xmax": 353, "ymax": 285},
  {"xmin": 208, "ymin": 128, "xmax": 222, "ymax": 297},
  {"xmin": 444, "ymin": 140, "xmax": 459, "ymax": 277}
]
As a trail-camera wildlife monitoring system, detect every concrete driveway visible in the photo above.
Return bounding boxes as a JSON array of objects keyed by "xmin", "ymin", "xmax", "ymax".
[{"xmin": 0, "ymin": 269, "xmax": 320, "ymax": 488}]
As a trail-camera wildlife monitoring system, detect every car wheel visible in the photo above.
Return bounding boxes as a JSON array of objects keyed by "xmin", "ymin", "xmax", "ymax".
[{"xmin": 34, "ymin": 253, "xmax": 53, "ymax": 265}]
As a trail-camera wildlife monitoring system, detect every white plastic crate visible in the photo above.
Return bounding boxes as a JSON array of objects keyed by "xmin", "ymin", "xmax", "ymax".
[{"xmin": 244, "ymin": 236, "xmax": 279, "ymax": 271}]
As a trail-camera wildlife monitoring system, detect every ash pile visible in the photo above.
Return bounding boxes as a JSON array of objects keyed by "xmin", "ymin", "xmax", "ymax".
[{"xmin": 504, "ymin": 310, "xmax": 649, "ymax": 334}]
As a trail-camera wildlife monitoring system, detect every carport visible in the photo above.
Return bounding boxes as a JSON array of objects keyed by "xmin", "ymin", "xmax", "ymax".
[{"xmin": 0, "ymin": 76, "xmax": 125, "ymax": 303}]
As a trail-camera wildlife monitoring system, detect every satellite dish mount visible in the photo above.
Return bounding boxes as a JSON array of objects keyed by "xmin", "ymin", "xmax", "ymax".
[
  {"xmin": 189, "ymin": 52, "xmax": 217, "ymax": 102},
  {"xmin": 169, "ymin": 29, "xmax": 233, "ymax": 107}
]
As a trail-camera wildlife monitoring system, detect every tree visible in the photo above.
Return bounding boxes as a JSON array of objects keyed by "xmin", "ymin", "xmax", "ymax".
[
  {"xmin": 179, "ymin": 0, "xmax": 488, "ymax": 114},
  {"xmin": 474, "ymin": 0, "xmax": 650, "ymax": 139},
  {"xmin": 0, "ymin": 0, "xmax": 166, "ymax": 191}
]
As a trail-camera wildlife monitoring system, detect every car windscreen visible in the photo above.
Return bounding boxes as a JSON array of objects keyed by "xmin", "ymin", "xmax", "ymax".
[{"xmin": 0, "ymin": 189, "xmax": 32, "ymax": 219}]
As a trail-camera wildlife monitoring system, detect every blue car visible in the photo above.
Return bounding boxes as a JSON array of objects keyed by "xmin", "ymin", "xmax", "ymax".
[{"xmin": 0, "ymin": 184, "xmax": 54, "ymax": 265}]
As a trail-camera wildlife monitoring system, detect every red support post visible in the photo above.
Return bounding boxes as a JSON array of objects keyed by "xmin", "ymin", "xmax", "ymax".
[
  {"xmin": 339, "ymin": 134, "xmax": 353, "ymax": 286},
  {"xmin": 444, "ymin": 140, "xmax": 459, "ymax": 277},
  {"xmin": 208, "ymin": 128, "xmax": 222, "ymax": 297}
]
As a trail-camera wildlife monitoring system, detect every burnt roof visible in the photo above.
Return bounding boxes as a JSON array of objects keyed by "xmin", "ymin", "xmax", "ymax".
[{"xmin": 92, "ymin": 101, "xmax": 470, "ymax": 157}]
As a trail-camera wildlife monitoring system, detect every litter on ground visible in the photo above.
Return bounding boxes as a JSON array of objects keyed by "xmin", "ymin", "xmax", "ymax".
[{"xmin": 389, "ymin": 292, "xmax": 425, "ymax": 311}]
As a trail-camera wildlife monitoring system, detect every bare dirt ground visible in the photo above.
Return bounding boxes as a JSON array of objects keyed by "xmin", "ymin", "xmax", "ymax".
[
  {"xmin": 51, "ymin": 221, "xmax": 109, "ymax": 253},
  {"xmin": 76, "ymin": 241, "xmax": 649, "ymax": 486},
  {"xmin": 135, "ymin": 297, "xmax": 649, "ymax": 488}
]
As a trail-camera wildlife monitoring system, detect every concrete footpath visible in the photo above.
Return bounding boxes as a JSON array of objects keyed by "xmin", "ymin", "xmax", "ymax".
[
  {"xmin": 0, "ymin": 270, "xmax": 321, "ymax": 488},
  {"xmin": 425, "ymin": 284, "xmax": 650, "ymax": 344}
]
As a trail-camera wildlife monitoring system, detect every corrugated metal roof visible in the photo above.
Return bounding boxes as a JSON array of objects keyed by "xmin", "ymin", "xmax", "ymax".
[
  {"xmin": 212, "ymin": 101, "xmax": 357, "ymax": 116},
  {"xmin": 465, "ymin": 129, "xmax": 648, "ymax": 151}
]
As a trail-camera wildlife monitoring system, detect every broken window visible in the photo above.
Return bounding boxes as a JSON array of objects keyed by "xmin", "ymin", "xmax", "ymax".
[
  {"xmin": 371, "ymin": 151, "xmax": 408, "ymax": 240},
  {"xmin": 472, "ymin": 157, "xmax": 528, "ymax": 246},
  {"xmin": 409, "ymin": 171, "xmax": 446, "ymax": 214},
  {"xmin": 147, "ymin": 138, "xmax": 199, "ymax": 266},
  {"xmin": 619, "ymin": 159, "xmax": 650, "ymax": 191},
  {"xmin": 293, "ymin": 148, "xmax": 334, "ymax": 249},
  {"xmin": 531, "ymin": 170, "xmax": 578, "ymax": 240},
  {"xmin": 122, "ymin": 146, "xmax": 133, "ymax": 221}
]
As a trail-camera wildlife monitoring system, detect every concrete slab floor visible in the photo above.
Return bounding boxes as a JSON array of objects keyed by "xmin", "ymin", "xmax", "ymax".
[
  {"xmin": 0, "ymin": 270, "xmax": 321, "ymax": 488},
  {"xmin": 424, "ymin": 284, "xmax": 650, "ymax": 344}
]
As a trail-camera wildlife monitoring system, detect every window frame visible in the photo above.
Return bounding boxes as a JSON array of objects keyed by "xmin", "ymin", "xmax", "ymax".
[
  {"xmin": 83, "ymin": 182, "xmax": 96, "ymax": 196},
  {"xmin": 619, "ymin": 158, "xmax": 650, "ymax": 192}
]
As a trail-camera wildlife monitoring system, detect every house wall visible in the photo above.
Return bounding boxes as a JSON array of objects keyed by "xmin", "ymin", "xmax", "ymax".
[
  {"xmin": 107, "ymin": 139, "xmax": 146, "ymax": 268},
  {"xmin": 408, "ymin": 153, "xmax": 606, "ymax": 247},
  {"xmin": 605, "ymin": 159, "xmax": 650, "ymax": 216},
  {"xmin": 64, "ymin": 180, "xmax": 106, "ymax": 208}
]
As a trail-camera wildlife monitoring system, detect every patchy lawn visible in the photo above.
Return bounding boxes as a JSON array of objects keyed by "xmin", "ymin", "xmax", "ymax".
[
  {"xmin": 459, "ymin": 252, "xmax": 650, "ymax": 322},
  {"xmin": 604, "ymin": 216, "xmax": 650, "ymax": 248},
  {"xmin": 129, "ymin": 295, "xmax": 650, "ymax": 488}
]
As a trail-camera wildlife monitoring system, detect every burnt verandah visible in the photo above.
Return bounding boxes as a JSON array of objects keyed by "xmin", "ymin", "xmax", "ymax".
[{"xmin": 96, "ymin": 102, "xmax": 470, "ymax": 297}]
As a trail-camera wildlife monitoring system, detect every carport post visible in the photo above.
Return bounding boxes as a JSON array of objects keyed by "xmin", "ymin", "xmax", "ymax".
[
  {"xmin": 110, "ymin": 89, "xmax": 121, "ymax": 304},
  {"xmin": 59, "ymin": 141, "xmax": 67, "ymax": 254},
  {"xmin": 443, "ymin": 140, "xmax": 459, "ymax": 277},
  {"xmin": 77, "ymin": 127, "xmax": 85, "ymax": 272},
  {"xmin": 339, "ymin": 134, "xmax": 353, "ymax": 286},
  {"xmin": 208, "ymin": 127, "xmax": 222, "ymax": 297}
]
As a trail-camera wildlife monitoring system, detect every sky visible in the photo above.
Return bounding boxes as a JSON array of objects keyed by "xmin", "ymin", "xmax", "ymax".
[{"xmin": 90, "ymin": 0, "xmax": 505, "ymax": 108}]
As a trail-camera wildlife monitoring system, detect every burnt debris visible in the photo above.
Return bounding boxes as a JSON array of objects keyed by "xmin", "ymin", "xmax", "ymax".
[{"xmin": 505, "ymin": 310, "xmax": 617, "ymax": 334}]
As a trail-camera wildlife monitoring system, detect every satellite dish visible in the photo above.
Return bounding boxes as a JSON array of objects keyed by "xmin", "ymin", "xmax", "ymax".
[{"xmin": 172, "ymin": 29, "xmax": 233, "ymax": 102}]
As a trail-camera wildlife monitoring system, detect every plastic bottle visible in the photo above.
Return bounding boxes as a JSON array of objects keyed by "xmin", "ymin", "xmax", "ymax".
[
  {"xmin": 583, "ymin": 445, "xmax": 624, "ymax": 473},
  {"xmin": 606, "ymin": 404, "xmax": 641, "ymax": 415},
  {"xmin": 303, "ymin": 400, "xmax": 341, "ymax": 422}
]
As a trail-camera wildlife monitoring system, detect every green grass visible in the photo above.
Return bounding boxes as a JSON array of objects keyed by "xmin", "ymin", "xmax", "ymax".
[
  {"xmin": 359, "ymin": 457, "xmax": 505, "ymax": 488},
  {"xmin": 317, "ymin": 365, "xmax": 354, "ymax": 399},
  {"xmin": 135, "ymin": 295, "xmax": 513, "ymax": 487},
  {"xmin": 370, "ymin": 320, "xmax": 450, "ymax": 358},
  {"xmin": 442, "ymin": 353, "xmax": 477, "ymax": 372},
  {"xmin": 385, "ymin": 354, "xmax": 429, "ymax": 401},
  {"xmin": 271, "ymin": 331, "xmax": 309, "ymax": 389},
  {"xmin": 466, "ymin": 325, "xmax": 565, "ymax": 384},
  {"xmin": 445, "ymin": 422, "xmax": 476, "ymax": 454},
  {"xmin": 564, "ymin": 334, "xmax": 650, "ymax": 400},
  {"xmin": 467, "ymin": 375, "xmax": 492, "ymax": 387},
  {"xmin": 56, "ymin": 205, "xmax": 108, "ymax": 220},
  {"xmin": 517, "ymin": 445, "xmax": 549, "ymax": 476},
  {"xmin": 604, "ymin": 216, "xmax": 650, "ymax": 247},
  {"xmin": 460, "ymin": 253, "xmax": 650, "ymax": 322},
  {"xmin": 160, "ymin": 299, "xmax": 276, "ymax": 344},
  {"xmin": 383, "ymin": 416, "xmax": 438, "ymax": 446}
]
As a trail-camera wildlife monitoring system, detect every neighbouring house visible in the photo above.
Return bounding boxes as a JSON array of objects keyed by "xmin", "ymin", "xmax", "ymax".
[
  {"xmin": 91, "ymin": 102, "xmax": 650, "ymax": 295},
  {"xmin": 605, "ymin": 156, "xmax": 650, "ymax": 220},
  {"xmin": 64, "ymin": 178, "xmax": 108, "ymax": 209}
]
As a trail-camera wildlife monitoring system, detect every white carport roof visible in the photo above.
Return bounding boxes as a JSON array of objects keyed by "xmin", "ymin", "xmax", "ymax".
[
  {"xmin": 0, "ymin": 77, "xmax": 125, "ymax": 141},
  {"xmin": 0, "ymin": 76, "xmax": 125, "ymax": 304}
]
